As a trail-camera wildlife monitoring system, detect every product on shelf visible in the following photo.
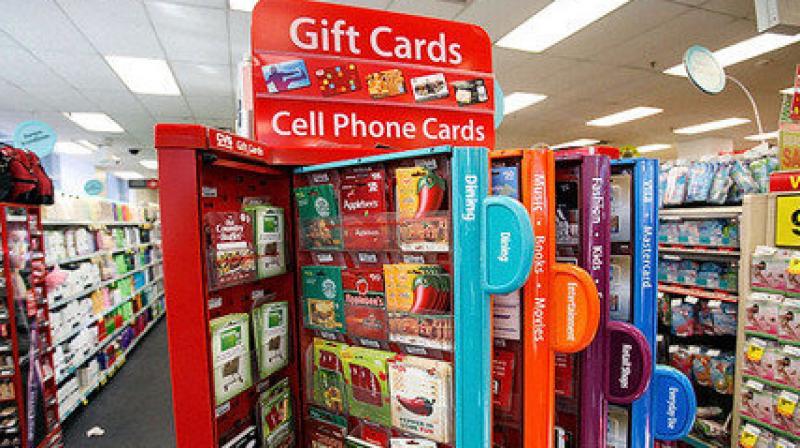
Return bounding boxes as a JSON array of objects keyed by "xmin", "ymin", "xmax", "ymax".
[
  {"xmin": 341, "ymin": 346, "xmax": 393, "ymax": 427},
  {"xmin": 252, "ymin": 300, "xmax": 289, "ymax": 380},
  {"xmin": 205, "ymin": 212, "xmax": 257, "ymax": 290},
  {"xmin": 302, "ymin": 266, "xmax": 346, "ymax": 333},
  {"xmin": 388, "ymin": 354, "xmax": 453, "ymax": 444},
  {"xmin": 313, "ymin": 338, "xmax": 347, "ymax": 414},
  {"xmin": 245, "ymin": 203, "xmax": 287, "ymax": 279},
  {"xmin": 295, "ymin": 184, "xmax": 343, "ymax": 251},
  {"xmin": 343, "ymin": 269, "xmax": 388, "ymax": 343},
  {"xmin": 210, "ymin": 313, "xmax": 253, "ymax": 405},
  {"xmin": 258, "ymin": 377, "xmax": 294, "ymax": 446}
]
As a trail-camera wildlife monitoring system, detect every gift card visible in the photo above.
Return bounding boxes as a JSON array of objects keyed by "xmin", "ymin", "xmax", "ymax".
[
  {"xmin": 262, "ymin": 59, "xmax": 311, "ymax": 93},
  {"xmin": 316, "ymin": 64, "xmax": 361, "ymax": 96},
  {"xmin": 411, "ymin": 73, "xmax": 449, "ymax": 102},
  {"xmin": 366, "ymin": 69, "xmax": 406, "ymax": 99},
  {"xmin": 453, "ymin": 78, "xmax": 489, "ymax": 106}
]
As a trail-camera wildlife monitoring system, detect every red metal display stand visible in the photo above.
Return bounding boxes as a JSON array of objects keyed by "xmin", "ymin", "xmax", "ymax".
[
  {"xmin": 157, "ymin": 124, "xmax": 387, "ymax": 447},
  {"xmin": 0, "ymin": 205, "xmax": 63, "ymax": 448}
]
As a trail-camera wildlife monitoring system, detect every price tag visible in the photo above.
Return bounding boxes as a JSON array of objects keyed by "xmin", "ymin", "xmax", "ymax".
[
  {"xmin": 684, "ymin": 296, "xmax": 699, "ymax": 304},
  {"xmin": 775, "ymin": 195, "xmax": 800, "ymax": 247},
  {"xmin": 746, "ymin": 339, "xmax": 767, "ymax": 362},
  {"xmin": 357, "ymin": 252, "xmax": 378, "ymax": 264},
  {"xmin": 251, "ymin": 289, "xmax": 265, "ymax": 300},
  {"xmin": 403, "ymin": 254, "xmax": 425, "ymax": 264},
  {"xmin": 791, "ymin": 258, "xmax": 800, "ymax": 275},
  {"xmin": 739, "ymin": 424, "xmax": 761, "ymax": 448},
  {"xmin": 208, "ymin": 297, "xmax": 222, "ymax": 310},
  {"xmin": 777, "ymin": 438, "xmax": 797, "ymax": 448},
  {"xmin": 745, "ymin": 380, "xmax": 765, "ymax": 391},
  {"xmin": 215, "ymin": 401, "xmax": 230, "ymax": 417},
  {"xmin": 201, "ymin": 186, "xmax": 218, "ymax": 198},
  {"xmin": 777, "ymin": 390, "xmax": 799, "ymax": 417}
]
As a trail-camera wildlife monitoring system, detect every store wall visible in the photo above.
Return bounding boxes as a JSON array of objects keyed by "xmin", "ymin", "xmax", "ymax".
[
  {"xmin": 47, "ymin": 153, "xmax": 98, "ymax": 197},
  {"xmin": 676, "ymin": 137, "xmax": 733, "ymax": 158}
]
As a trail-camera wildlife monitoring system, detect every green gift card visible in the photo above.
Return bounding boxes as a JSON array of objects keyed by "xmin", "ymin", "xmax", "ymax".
[
  {"xmin": 302, "ymin": 266, "xmax": 346, "ymax": 333},
  {"xmin": 294, "ymin": 185, "xmax": 343, "ymax": 251},
  {"xmin": 210, "ymin": 313, "xmax": 253, "ymax": 405},
  {"xmin": 342, "ymin": 346, "xmax": 393, "ymax": 427},
  {"xmin": 252, "ymin": 301, "xmax": 289, "ymax": 380}
]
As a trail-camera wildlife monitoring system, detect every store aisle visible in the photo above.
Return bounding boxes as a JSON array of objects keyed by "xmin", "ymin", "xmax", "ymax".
[{"xmin": 63, "ymin": 319, "xmax": 176, "ymax": 447}]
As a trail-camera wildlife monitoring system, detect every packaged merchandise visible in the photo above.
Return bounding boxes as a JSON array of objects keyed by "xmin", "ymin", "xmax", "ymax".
[
  {"xmin": 302, "ymin": 266, "xmax": 346, "ymax": 333},
  {"xmin": 669, "ymin": 346, "xmax": 694, "ymax": 378},
  {"xmin": 776, "ymin": 345, "xmax": 800, "ymax": 390},
  {"xmin": 738, "ymin": 422, "xmax": 775, "ymax": 448},
  {"xmin": 671, "ymin": 299, "xmax": 699, "ymax": 337},
  {"xmin": 707, "ymin": 162, "xmax": 733, "ymax": 205},
  {"xmin": 389, "ymin": 439, "xmax": 436, "ymax": 447},
  {"xmin": 492, "ymin": 349, "xmax": 516, "ymax": 413},
  {"xmin": 312, "ymin": 338, "xmax": 347, "ymax": 414},
  {"xmin": 741, "ymin": 381, "xmax": 776, "ymax": 425},
  {"xmin": 610, "ymin": 173, "xmax": 632, "ymax": 243},
  {"xmin": 252, "ymin": 300, "xmax": 290, "ymax": 380},
  {"xmin": 492, "ymin": 290, "xmax": 521, "ymax": 341},
  {"xmin": 347, "ymin": 421, "xmax": 391, "ymax": 447},
  {"xmin": 708, "ymin": 301, "xmax": 737, "ymax": 336},
  {"xmin": 752, "ymin": 247, "xmax": 791, "ymax": 291},
  {"xmin": 384, "ymin": 264, "xmax": 450, "ymax": 314},
  {"xmin": 606, "ymin": 405, "xmax": 629, "ymax": 448},
  {"xmin": 744, "ymin": 337, "xmax": 780, "ymax": 381},
  {"xmin": 710, "ymin": 352, "xmax": 735, "ymax": 394},
  {"xmin": 662, "ymin": 163, "xmax": 689, "ymax": 206},
  {"xmin": 204, "ymin": 212, "xmax": 257, "ymax": 290},
  {"xmin": 555, "ymin": 177, "xmax": 579, "ymax": 245},
  {"xmin": 258, "ymin": 377, "xmax": 294, "ymax": 447},
  {"xmin": 692, "ymin": 349, "xmax": 713, "ymax": 387},
  {"xmin": 774, "ymin": 388, "xmax": 800, "ymax": 434},
  {"xmin": 685, "ymin": 160, "xmax": 715, "ymax": 203},
  {"xmin": 341, "ymin": 346, "xmax": 393, "ymax": 427},
  {"xmin": 490, "ymin": 165, "xmax": 519, "ymax": 199},
  {"xmin": 779, "ymin": 299, "xmax": 800, "ymax": 341},
  {"xmin": 295, "ymin": 184, "xmax": 343, "ymax": 251},
  {"xmin": 395, "ymin": 167, "xmax": 449, "ymax": 252},
  {"xmin": 245, "ymin": 204, "xmax": 287, "ymax": 279},
  {"xmin": 210, "ymin": 313, "xmax": 253, "ymax": 405},
  {"xmin": 746, "ymin": 293, "xmax": 782, "ymax": 336},
  {"xmin": 307, "ymin": 406, "xmax": 348, "ymax": 447},
  {"xmin": 388, "ymin": 355, "xmax": 453, "ymax": 444},
  {"xmin": 609, "ymin": 255, "xmax": 632, "ymax": 322},
  {"xmin": 341, "ymin": 167, "xmax": 389, "ymax": 250},
  {"xmin": 343, "ymin": 269, "xmax": 388, "ymax": 343}
]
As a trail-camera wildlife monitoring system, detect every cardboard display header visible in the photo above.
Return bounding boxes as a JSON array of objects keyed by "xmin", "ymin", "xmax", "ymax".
[{"xmin": 251, "ymin": 0, "xmax": 495, "ymax": 150}]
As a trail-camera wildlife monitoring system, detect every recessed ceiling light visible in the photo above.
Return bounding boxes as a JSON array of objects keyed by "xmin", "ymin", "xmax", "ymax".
[
  {"xmin": 673, "ymin": 117, "xmax": 750, "ymax": 135},
  {"xmin": 55, "ymin": 142, "xmax": 93, "ymax": 155},
  {"xmin": 552, "ymin": 138, "xmax": 601, "ymax": 149},
  {"xmin": 504, "ymin": 92, "xmax": 548, "ymax": 115},
  {"xmin": 105, "ymin": 56, "xmax": 180, "ymax": 96},
  {"xmin": 140, "ymin": 159, "xmax": 158, "ymax": 170},
  {"xmin": 745, "ymin": 131, "xmax": 779, "ymax": 141},
  {"xmin": 497, "ymin": 0, "xmax": 630, "ymax": 53},
  {"xmin": 665, "ymin": 33, "xmax": 800, "ymax": 76},
  {"xmin": 63, "ymin": 113, "xmax": 124, "ymax": 133},
  {"xmin": 587, "ymin": 107, "xmax": 663, "ymax": 127},
  {"xmin": 229, "ymin": 0, "xmax": 257, "ymax": 12},
  {"xmin": 637, "ymin": 144, "xmax": 671, "ymax": 153},
  {"xmin": 781, "ymin": 87, "xmax": 797, "ymax": 95},
  {"xmin": 113, "ymin": 171, "xmax": 145, "ymax": 180},
  {"xmin": 77, "ymin": 140, "xmax": 98, "ymax": 151}
]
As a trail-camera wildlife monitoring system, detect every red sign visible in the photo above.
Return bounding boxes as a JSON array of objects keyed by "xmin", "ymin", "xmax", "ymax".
[
  {"xmin": 146, "ymin": 179, "xmax": 159, "ymax": 189},
  {"xmin": 770, "ymin": 170, "xmax": 800, "ymax": 192},
  {"xmin": 251, "ymin": 0, "xmax": 495, "ymax": 150},
  {"xmin": 792, "ymin": 64, "xmax": 800, "ymax": 121}
]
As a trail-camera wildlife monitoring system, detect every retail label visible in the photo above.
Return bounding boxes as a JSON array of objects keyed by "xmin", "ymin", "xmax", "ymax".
[
  {"xmin": 208, "ymin": 297, "xmax": 222, "ymax": 309},
  {"xmin": 201, "ymin": 186, "xmax": 218, "ymax": 198},
  {"xmin": 777, "ymin": 439, "xmax": 797, "ymax": 448},
  {"xmin": 777, "ymin": 390, "xmax": 799, "ymax": 417},
  {"xmin": 250, "ymin": 0, "xmax": 495, "ymax": 149},
  {"xmin": 775, "ymin": 194, "xmax": 800, "ymax": 247},
  {"xmin": 746, "ymin": 339, "xmax": 767, "ymax": 362},
  {"xmin": 216, "ymin": 401, "xmax": 231, "ymax": 417}
]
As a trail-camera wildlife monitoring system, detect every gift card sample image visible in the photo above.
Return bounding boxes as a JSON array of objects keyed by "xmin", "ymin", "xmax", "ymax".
[
  {"xmin": 262, "ymin": 59, "xmax": 311, "ymax": 93},
  {"xmin": 411, "ymin": 73, "xmax": 449, "ymax": 102},
  {"xmin": 453, "ymin": 78, "xmax": 489, "ymax": 106},
  {"xmin": 316, "ymin": 64, "xmax": 361, "ymax": 96},
  {"xmin": 210, "ymin": 313, "xmax": 253, "ymax": 405},
  {"xmin": 366, "ymin": 69, "xmax": 406, "ymax": 99}
]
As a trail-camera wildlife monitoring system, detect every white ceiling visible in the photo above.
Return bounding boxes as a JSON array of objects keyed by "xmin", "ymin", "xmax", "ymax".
[{"xmin": 0, "ymin": 0, "xmax": 797, "ymax": 173}]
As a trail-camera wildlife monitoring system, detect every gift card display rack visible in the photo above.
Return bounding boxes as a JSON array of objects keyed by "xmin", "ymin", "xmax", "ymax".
[{"xmin": 658, "ymin": 196, "xmax": 769, "ymax": 447}]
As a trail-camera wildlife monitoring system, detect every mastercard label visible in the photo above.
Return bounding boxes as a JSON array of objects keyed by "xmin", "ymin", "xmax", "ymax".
[{"xmin": 316, "ymin": 64, "xmax": 361, "ymax": 96}]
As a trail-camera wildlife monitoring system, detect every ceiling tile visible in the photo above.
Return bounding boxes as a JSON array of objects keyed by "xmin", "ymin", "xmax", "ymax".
[
  {"xmin": 185, "ymin": 96, "xmax": 235, "ymax": 119},
  {"xmin": 0, "ymin": 31, "xmax": 20, "ymax": 48},
  {"xmin": 32, "ymin": 51, "xmax": 125, "ymax": 91},
  {"xmin": 172, "ymin": 62, "xmax": 232, "ymax": 96},
  {"xmin": 326, "ymin": 0, "xmax": 392, "ymax": 9},
  {"xmin": 138, "ymin": 95, "xmax": 193, "ymax": 119},
  {"xmin": 147, "ymin": 1, "xmax": 229, "ymax": 63},
  {"xmin": 80, "ymin": 89, "xmax": 153, "ymax": 118},
  {"xmin": 389, "ymin": 0, "xmax": 467, "ymax": 19},
  {"xmin": 148, "ymin": 0, "xmax": 227, "ymax": 8},
  {"xmin": 33, "ymin": 87, "xmax": 96, "ymax": 112},
  {"xmin": 701, "ymin": 0, "xmax": 756, "ymax": 19},
  {"xmin": 0, "ymin": 80, "xmax": 50, "ymax": 112},
  {"xmin": 58, "ymin": 0, "xmax": 164, "ymax": 58},
  {"xmin": 0, "ymin": 47, "xmax": 71, "ymax": 90},
  {"xmin": 0, "ymin": 1, "xmax": 92, "ymax": 52},
  {"xmin": 456, "ymin": 0, "xmax": 551, "ymax": 41}
]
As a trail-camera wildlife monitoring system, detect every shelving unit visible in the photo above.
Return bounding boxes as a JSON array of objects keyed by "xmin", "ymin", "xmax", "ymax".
[
  {"xmin": 39, "ymin": 214, "xmax": 166, "ymax": 425},
  {"xmin": 658, "ymin": 197, "xmax": 769, "ymax": 448}
]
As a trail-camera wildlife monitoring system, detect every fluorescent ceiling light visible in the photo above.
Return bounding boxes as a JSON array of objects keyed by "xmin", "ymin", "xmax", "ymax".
[
  {"xmin": 113, "ymin": 171, "xmax": 145, "ymax": 180},
  {"xmin": 674, "ymin": 117, "xmax": 750, "ymax": 135},
  {"xmin": 637, "ymin": 144, "xmax": 671, "ymax": 153},
  {"xmin": 497, "ymin": 0, "xmax": 630, "ymax": 53},
  {"xmin": 745, "ymin": 131, "xmax": 779, "ymax": 141},
  {"xmin": 229, "ymin": 0, "xmax": 257, "ymax": 11},
  {"xmin": 504, "ymin": 92, "xmax": 547, "ymax": 115},
  {"xmin": 140, "ymin": 159, "xmax": 158, "ymax": 170},
  {"xmin": 552, "ymin": 138, "xmax": 600, "ymax": 149},
  {"xmin": 63, "ymin": 113, "xmax": 124, "ymax": 133},
  {"xmin": 55, "ymin": 142, "xmax": 93, "ymax": 155},
  {"xmin": 105, "ymin": 56, "xmax": 180, "ymax": 96},
  {"xmin": 587, "ymin": 107, "xmax": 663, "ymax": 127},
  {"xmin": 782, "ymin": 87, "xmax": 797, "ymax": 95},
  {"xmin": 665, "ymin": 33, "xmax": 800, "ymax": 76},
  {"xmin": 77, "ymin": 139, "xmax": 98, "ymax": 151}
]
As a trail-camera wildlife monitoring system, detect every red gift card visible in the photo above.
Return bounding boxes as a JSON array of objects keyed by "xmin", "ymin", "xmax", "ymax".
[
  {"xmin": 341, "ymin": 167, "xmax": 388, "ymax": 250},
  {"xmin": 316, "ymin": 64, "xmax": 361, "ymax": 96},
  {"xmin": 492, "ymin": 349, "xmax": 516, "ymax": 413},
  {"xmin": 343, "ymin": 269, "xmax": 388, "ymax": 342},
  {"xmin": 554, "ymin": 353, "xmax": 575, "ymax": 398}
]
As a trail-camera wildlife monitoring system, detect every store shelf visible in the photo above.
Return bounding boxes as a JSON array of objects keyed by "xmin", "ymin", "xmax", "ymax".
[
  {"xmin": 55, "ymin": 281, "xmax": 164, "ymax": 384},
  {"xmin": 751, "ymin": 286, "xmax": 800, "ymax": 299},
  {"xmin": 681, "ymin": 434, "xmax": 725, "ymax": 448},
  {"xmin": 658, "ymin": 283, "xmax": 738, "ymax": 302},
  {"xmin": 659, "ymin": 206, "xmax": 742, "ymax": 218},
  {"xmin": 659, "ymin": 244, "xmax": 740, "ymax": 257},
  {"xmin": 58, "ymin": 308, "xmax": 165, "ymax": 422},
  {"xmin": 742, "ymin": 375, "xmax": 800, "ymax": 395},
  {"xmin": 46, "ymin": 242, "xmax": 158, "ymax": 267},
  {"xmin": 42, "ymin": 220, "xmax": 151, "ymax": 227},
  {"xmin": 740, "ymin": 415, "xmax": 800, "ymax": 443},
  {"xmin": 48, "ymin": 260, "xmax": 162, "ymax": 309}
]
